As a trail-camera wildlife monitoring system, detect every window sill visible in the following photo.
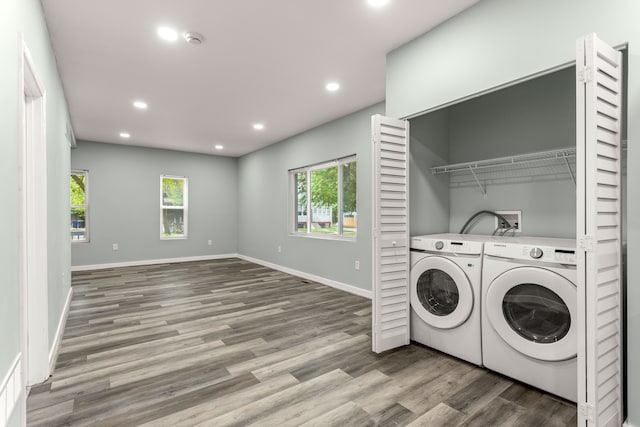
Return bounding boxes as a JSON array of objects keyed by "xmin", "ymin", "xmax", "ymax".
[
  {"xmin": 289, "ymin": 232, "xmax": 357, "ymax": 242},
  {"xmin": 161, "ymin": 236, "xmax": 187, "ymax": 241}
]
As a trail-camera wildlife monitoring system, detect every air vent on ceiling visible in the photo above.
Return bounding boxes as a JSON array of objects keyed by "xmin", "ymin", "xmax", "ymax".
[{"xmin": 184, "ymin": 32, "xmax": 204, "ymax": 45}]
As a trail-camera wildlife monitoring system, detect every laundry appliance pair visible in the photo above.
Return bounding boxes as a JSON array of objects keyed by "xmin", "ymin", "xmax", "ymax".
[{"xmin": 409, "ymin": 233, "xmax": 577, "ymax": 402}]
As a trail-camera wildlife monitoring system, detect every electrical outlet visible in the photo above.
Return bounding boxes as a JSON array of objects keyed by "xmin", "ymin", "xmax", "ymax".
[
  {"xmin": 495, "ymin": 211, "xmax": 522, "ymax": 233},
  {"xmin": 277, "ymin": 245, "xmax": 282, "ymax": 253},
  {"xmin": 112, "ymin": 243, "xmax": 119, "ymax": 251},
  {"xmin": 207, "ymin": 240, "xmax": 212, "ymax": 246},
  {"xmin": 355, "ymin": 260, "xmax": 360, "ymax": 271}
]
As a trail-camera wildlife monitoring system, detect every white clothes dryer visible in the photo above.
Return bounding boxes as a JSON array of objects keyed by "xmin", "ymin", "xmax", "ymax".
[
  {"xmin": 410, "ymin": 234, "xmax": 484, "ymax": 366},
  {"xmin": 481, "ymin": 236, "xmax": 577, "ymax": 402}
]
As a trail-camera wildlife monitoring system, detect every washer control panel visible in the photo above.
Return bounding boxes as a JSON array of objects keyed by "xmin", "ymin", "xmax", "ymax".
[{"xmin": 410, "ymin": 235, "xmax": 483, "ymax": 255}]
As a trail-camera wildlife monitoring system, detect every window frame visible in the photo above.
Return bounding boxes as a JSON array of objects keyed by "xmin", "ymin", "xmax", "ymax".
[
  {"xmin": 160, "ymin": 174, "xmax": 188, "ymax": 240},
  {"xmin": 289, "ymin": 155, "xmax": 356, "ymax": 240},
  {"xmin": 70, "ymin": 169, "xmax": 89, "ymax": 243}
]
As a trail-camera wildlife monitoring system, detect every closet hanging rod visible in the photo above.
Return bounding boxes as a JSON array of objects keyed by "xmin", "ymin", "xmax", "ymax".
[{"xmin": 430, "ymin": 147, "xmax": 576, "ymax": 175}]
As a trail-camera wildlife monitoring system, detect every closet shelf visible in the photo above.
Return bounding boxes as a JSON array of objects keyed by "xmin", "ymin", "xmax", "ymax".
[
  {"xmin": 430, "ymin": 141, "xmax": 627, "ymax": 196},
  {"xmin": 430, "ymin": 140, "xmax": 627, "ymax": 176},
  {"xmin": 430, "ymin": 147, "xmax": 576, "ymax": 175}
]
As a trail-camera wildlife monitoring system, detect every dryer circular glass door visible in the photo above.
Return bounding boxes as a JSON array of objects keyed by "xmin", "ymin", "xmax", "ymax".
[
  {"xmin": 410, "ymin": 256, "xmax": 474, "ymax": 329},
  {"xmin": 485, "ymin": 266, "xmax": 577, "ymax": 361}
]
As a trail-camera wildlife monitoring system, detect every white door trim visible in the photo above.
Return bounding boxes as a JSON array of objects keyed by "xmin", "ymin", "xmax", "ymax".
[{"xmin": 18, "ymin": 34, "xmax": 50, "ymax": 388}]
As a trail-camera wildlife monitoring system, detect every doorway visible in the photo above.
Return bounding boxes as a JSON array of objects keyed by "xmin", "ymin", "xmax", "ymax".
[{"xmin": 18, "ymin": 36, "xmax": 49, "ymax": 388}]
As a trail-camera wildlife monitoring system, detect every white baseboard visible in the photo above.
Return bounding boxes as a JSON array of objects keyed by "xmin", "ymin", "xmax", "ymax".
[
  {"xmin": 71, "ymin": 253, "xmax": 239, "ymax": 272},
  {"xmin": 238, "ymin": 254, "xmax": 372, "ymax": 299},
  {"xmin": 71, "ymin": 253, "xmax": 371, "ymax": 299},
  {"xmin": 624, "ymin": 420, "xmax": 638, "ymax": 427},
  {"xmin": 0, "ymin": 354, "xmax": 22, "ymax": 427},
  {"xmin": 49, "ymin": 286, "xmax": 73, "ymax": 374}
]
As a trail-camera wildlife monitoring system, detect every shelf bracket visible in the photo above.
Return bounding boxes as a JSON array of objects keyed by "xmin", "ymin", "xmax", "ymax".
[
  {"xmin": 468, "ymin": 165, "xmax": 486, "ymax": 197},
  {"xmin": 564, "ymin": 156, "xmax": 576, "ymax": 186}
]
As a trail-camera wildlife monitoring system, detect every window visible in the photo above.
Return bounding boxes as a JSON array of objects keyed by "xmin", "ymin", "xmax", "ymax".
[
  {"xmin": 161, "ymin": 175, "xmax": 188, "ymax": 239},
  {"xmin": 70, "ymin": 170, "xmax": 89, "ymax": 242},
  {"xmin": 290, "ymin": 155, "xmax": 356, "ymax": 238}
]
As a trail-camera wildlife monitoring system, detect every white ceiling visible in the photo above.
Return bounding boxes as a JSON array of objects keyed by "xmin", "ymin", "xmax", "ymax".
[{"xmin": 41, "ymin": 0, "xmax": 479, "ymax": 157}]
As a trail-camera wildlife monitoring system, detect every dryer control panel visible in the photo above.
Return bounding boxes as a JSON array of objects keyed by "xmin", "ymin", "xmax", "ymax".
[
  {"xmin": 521, "ymin": 246, "xmax": 576, "ymax": 264},
  {"xmin": 485, "ymin": 240, "xmax": 576, "ymax": 265},
  {"xmin": 551, "ymin": 249, "xmax": 576, "ymax": 264}
]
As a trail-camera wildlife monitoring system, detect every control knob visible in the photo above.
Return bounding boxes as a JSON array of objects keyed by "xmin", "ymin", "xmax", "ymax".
[
  {"xmin": 435, "ymin": 241, "xmax": 444, "ymax": 250},
  {"xmin": 530, "ymin": 247, "xmax": 544, "ymax": 259}
]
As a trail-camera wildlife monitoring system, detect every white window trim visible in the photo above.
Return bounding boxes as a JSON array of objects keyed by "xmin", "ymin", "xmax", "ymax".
[
  {"xmin": 289, "ymin": 155, "xmax": 356, "ymax": 240},
  {"xmin": 160, "ymin": 174, "xmax": 188, "ymax": 240},
  {"xmin": 70, "ymin": 169, "xmax": 89, "ymax": 243}
]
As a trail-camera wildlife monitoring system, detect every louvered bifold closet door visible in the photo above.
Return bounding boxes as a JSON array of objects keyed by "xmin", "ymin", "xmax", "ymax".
[
  {"xmin": 371, "ymin": 115, "xmax": 410, "ymax": 353},
  {"xmin": 576, "ymin": 33, "xmax": 623, "ymax": 427}
]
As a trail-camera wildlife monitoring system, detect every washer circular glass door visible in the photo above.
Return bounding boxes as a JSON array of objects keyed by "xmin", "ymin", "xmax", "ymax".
[
  {"xmin": 410, "ymin": 255, "xmax": 474, "ymax": 329},
  {"xmin": 485, "ymin": 266, "xmax": 577, "ymax": 361}
]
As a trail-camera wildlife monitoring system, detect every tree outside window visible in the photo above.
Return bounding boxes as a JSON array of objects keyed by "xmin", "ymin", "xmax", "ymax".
[
  {"xmin": 70, "ymin": 170, "xmax": 88, "ymax": 242},
  {"xmin": 291, "ymin": 156, "xmax": 356, "ymax": 238},
  {"xmin": 341, "ymin": 161, "xmax": 357, "ymax": 236},
  {"xmin": 295, "ymin": 172, "xmax": 308, "ymax": 233}
]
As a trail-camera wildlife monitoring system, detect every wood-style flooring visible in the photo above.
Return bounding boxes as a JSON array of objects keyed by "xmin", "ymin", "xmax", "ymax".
[{"xmin": 27, "ymin": 258, "xmax": 577, "ymax": 426}]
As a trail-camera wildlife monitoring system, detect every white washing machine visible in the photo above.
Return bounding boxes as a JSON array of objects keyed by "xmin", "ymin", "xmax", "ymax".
[
  {"xmin": 410, "ymin": 234, "xmax": 484, "ymax": 366},
  {"xmin": 481, "ymin": 236, "xmax": 577, "ymax": 402}
]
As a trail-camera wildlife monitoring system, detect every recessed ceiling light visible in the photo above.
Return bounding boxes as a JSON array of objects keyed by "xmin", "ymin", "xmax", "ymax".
[
  {"xmin": 119, "ymin": 132, "xmax": 131, "ymax": 138},
  {"xmin": 133, "ymin": 100, "xmax": 148, "ymax": 109},
  {"xmin": 157, "ymin": 26, "xmax": 178, "ymax": 41},
  {"xmin": 326, "ymin": 82, "xmax": 340, "ymax": 92},
  {"xmin": 368, "ymin": 0, "xmax": 389, "ymax": 7},
  {"xmin": 253, "ymin": 123, "xmax": 264, "ymax": 130},
  {"xmin": 214, "ymin": 144, "xmax": 224, "ymax": 150}
]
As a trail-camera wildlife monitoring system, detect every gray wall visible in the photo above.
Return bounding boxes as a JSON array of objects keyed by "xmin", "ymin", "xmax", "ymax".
[
  {"xmin": 446, "ymin": 67, "xmax": 576, "ymax": 163},
  {"xmin": 238, "ymin": 104, "xmax": 384, "ymax": 292},
  {"xmin": 387, "ymin": 0, "xmax": 640, "ymax": 424},
  {"xmin": 71, "ymin": 141, "xmax": 238, "ymax": 266},
  {"xmin": 447, "ymin": 67, "xmax": 577, "ymax": 237},
  {"xmin": 386, "ymin": 0, "xmax": 637, "ymax": 120},
  {"xmin": 409, "ymin": 108, "xmax": 450, "ymax": 236},
  {"xmin": 0, "ymin": 0, "xmax": 72, "ymax": 424}
]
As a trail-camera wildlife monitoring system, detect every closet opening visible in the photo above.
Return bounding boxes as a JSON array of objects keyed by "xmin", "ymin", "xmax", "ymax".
[{"xmin": 408, "ymin": 64, "xmax": 579, "ymax": 238}]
